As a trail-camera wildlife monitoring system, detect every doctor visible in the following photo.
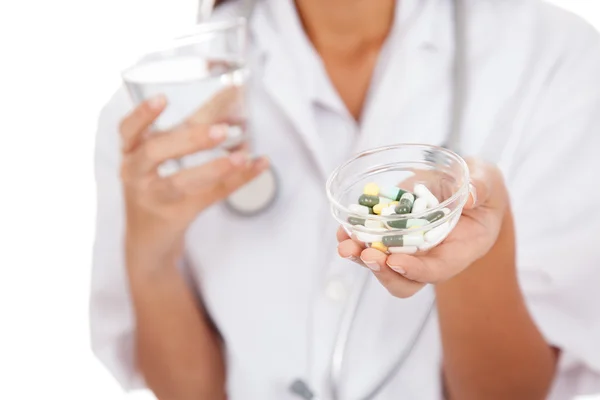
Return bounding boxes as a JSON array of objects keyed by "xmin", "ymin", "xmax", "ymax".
[{"xmin": 91, "ymin": 0, "xmax": 600, "ymax": 399}]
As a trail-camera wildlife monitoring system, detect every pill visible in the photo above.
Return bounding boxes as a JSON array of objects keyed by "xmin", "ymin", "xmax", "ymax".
[
  {"xmin": 386, "ymin": 218, "xmax": 428, "ymax": 229},
  {"xmin": 358, "ymin": 194, "xmax": 380, "ymax": 207},
  {"xmin": 355, "ymin": 231, "xmax": 384, "ymax": 243},
  {"xmin": 348, "ymin": 217, "xmax": 365, "ymax": 226},
  {"xmin": 414, "ymin": 183, "xmax": 440, "ymax": 207},
  {"xmin": 372, "ymin": 203, "xmax": 385, "ymax": 215},
  {"xmin": 363, "ymin": 183, "xmax": 380, "ymax": 196},
  {"xmin": 371, "ymin": 242, "xmax": 388, "ymax": 253},
  {"xmin": 424, "ymin": 210, "xmax": 445, "ymax": 223},
  {"xmin": 411, "ymin": 197, "xmax": 428, "ymax": 213},
  {"xmin": 380, "ymin": 186, "xmax": 409, "ymax": 201},
  {"xmin": 424, "ymin": 222, "xmax": 450, "ymax": 243},
  {"xmin": 365, "ymin": 219, "xmax": 386, "ymax": 230},
  {"xmin": 395, "ymin": 192, "xmax": 415, "ymax": 214},
  {"xmin": 388, "ymin": 246, "xmax": 418, "ymax": 254},
  {"xmin": 381, "ymin": 206, "xmax": 396, "ymax": 216},
  {"xmin": 382, "ymin": 233, "xmax": 425, "ymax": 247},
  {"xmin": 349, "ymin": 204, "xmax": 372, "ymax": 216}
]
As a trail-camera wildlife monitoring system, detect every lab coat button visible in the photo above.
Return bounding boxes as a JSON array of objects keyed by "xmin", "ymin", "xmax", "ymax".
[{"xmin": 325, "ymin": 280, "xmax": 347, "ymax": 301}]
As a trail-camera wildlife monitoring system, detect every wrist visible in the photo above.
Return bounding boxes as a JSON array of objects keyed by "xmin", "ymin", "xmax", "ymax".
[{"xmin": 125, "ymin": 230, "xmax": 185, "ymax": 272}]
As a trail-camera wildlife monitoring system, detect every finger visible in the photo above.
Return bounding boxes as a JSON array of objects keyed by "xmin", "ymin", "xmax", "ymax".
[
  {"xmin": 463, "ymin": 158, "xmax": 494, "ymax": 209},
  {"xmin": 210, "ymin": 156, "xmax": 270, "ymax": 199},
  {"xmin": 120, "ymin": 95, "xmax": 167, "ymax": 152},
  {"xmin": 337, "ymin": 226, "xmax": 350, "ymax": 243},
  {"xmin": 131, "ymin": 123, "xmax": 232, "ymax": 175},
  {"xmin": 187, "ymin": 86, "xmax": 242, "ymax": 125},
  {"xmin": 168, "ymin": 150, "xmax": 249, "ymax": 192},
  {"xmin": 337, "ymin": 239, "xmax": 364, "ymax": 265},
  {"xmin": 385, "ymin": 239, "xmax": 472, "ymax": 283},
  {"xmin": 360, "ymin": 248, "xmax": 426, "ymax": 298}
]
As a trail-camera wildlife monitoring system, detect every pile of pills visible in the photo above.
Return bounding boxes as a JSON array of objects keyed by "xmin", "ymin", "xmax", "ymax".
[{"xmin": 347, "ymin": 183, "xmax": 452, "ymax": 254}]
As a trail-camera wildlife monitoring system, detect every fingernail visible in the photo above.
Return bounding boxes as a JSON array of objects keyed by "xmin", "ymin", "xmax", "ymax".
[
  {"xmin": 387, "ymin": 261, "xmax": 406, "ymax": 275},
  {"xmin": 256, "ymin": 156, "xmax": 270, "ymax": 169},
  {"xmin": 148, "ymin": 94, "xmax": 166, "ymax": 110},
  {"xmin": 229, "ymin": 151, "xmax": 248, "ymax": 166},
  {"xmin": 363, "ymin": 260, "xmax": 380, "ymax": 272},
  {"xmin": 209, "ymin": 124, "xmax": 228, "ymax": 140},
  {"xmin": 469, "ymin": 183, "xmax": 477, "ymax": 206},
  {"xmin": 345, "ymin": 255, "xmax": 359, "ymax": 262}
]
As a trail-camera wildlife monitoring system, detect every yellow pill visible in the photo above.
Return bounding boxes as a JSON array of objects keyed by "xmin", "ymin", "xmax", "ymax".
[
  {"xmin": 372, "ymin": 203, "xmax": 385, "ymax": 215},
  {"xmin": 371, "ymin": 242, "xmax": 388, "ymax": 253},
  {"xmin": 363, "ymin": 183, "xmax": 380, "ymax": 196}
]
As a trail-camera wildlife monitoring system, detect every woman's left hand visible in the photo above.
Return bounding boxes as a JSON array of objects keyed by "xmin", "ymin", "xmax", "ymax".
[{"xmin": 337, "ymin": 158, "xmax": 510, "ymax": 298}]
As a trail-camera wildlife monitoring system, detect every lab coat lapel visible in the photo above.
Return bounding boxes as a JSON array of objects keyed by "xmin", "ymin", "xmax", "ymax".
[
  {"xmin": 259, "ymin": 51, "xmax": 329, "ymax": 180},
  {"xmin": 249, "ymin": 5, "xmax": 330, "ymax": 180}
]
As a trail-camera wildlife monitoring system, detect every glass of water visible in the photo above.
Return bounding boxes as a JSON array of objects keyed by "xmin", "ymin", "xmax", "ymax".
[{"xmin": 122, "ymin": 18, "xmax": 249, "ymax": 169}]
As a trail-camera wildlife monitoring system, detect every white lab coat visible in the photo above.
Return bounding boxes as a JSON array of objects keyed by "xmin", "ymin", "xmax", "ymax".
[{"xmin": 91, "ymin": 0, "xmax": 600, "ymax": 398}]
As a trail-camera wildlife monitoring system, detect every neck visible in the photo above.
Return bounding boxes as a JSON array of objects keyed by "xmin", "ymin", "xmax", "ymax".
[{"xmin": 295, "ymin": 0, "xmax": 396, "ymax": 58}]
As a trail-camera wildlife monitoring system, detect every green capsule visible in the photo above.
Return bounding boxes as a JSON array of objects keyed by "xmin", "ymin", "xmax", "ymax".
[
  {"xmin": 395, "ymin": 204, "xmax": 411, "ymax": 214},
  {"xmin": 348, "ymin": 217, "xmax": 365, "ymax": 226},
  {"xmin": 394, "ymin": 189, "xmax": 408, "ymax": 201},
  {"xmin": 425, "ymin": 210, "xmax": 445, "ymax": 223},
  {"xmin": 387, "ymin": 219, "xmax": 408, "ymax": 229},
  {"xmin": 383, "ymin": 235, "xmax": 404, "ymax": 247},
  {"xmin": 358, "ymin": 194, "xmax": 380, "ymax": 208}
]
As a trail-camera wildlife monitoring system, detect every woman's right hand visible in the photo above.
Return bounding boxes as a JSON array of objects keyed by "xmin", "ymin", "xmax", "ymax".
[{"xmin": 119, "ymin": 89, "xmax": 269, "ymax": 265}]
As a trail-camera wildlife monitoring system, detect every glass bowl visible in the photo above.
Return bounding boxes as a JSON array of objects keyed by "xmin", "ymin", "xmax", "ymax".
[{"xmin": 326, "ymin": 144, "xmax": 470, "ymax": 254}]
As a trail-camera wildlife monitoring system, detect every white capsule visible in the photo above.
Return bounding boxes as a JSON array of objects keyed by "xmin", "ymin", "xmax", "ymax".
[
  {"xmin": 425, "ymin": 222, "xmax": 450, "ymax": 243},
  {"xmin": 388, "ymin": 246, "xmax": 418, "ymax": 254},
  {"xmin": 403, "ymin": 233, "xmax": 425, "ymax": 247},
  {"xmin": 365, "ymin": 219, "xmax": 386, "ymax": 230},
  {"xmin": 442, "ymin": 207, "xmax": 451, "ymax": 215},
  {"xmin": 355, "ymin": 231, "xmax": 384, "ymax": 243},
  {"xmin": 412, "ymin": 197, "xmax": 428, "ymax": 213},
  {"xmin": 378, "ymin": 196, "xmax": 395, "ymax": 206},
  {"xmin": 349, "ymin": 204, "xmax": 371, "ymax": 216},
  {"xmin": 381, "ymin": 206, "xmax": 396, "ymax": 216},
  {"xmin": 418, "ymin": 242, "xmax": 436, "ymax": 251},
  {"xmin": 414, "ymin": 184, "xmax": 440, "ymax": 208}
]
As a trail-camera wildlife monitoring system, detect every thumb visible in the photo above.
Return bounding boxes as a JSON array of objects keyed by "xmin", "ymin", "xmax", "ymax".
[{"xmin": 463, "ymin": 158, "xmax": 494, "ymax": 209}]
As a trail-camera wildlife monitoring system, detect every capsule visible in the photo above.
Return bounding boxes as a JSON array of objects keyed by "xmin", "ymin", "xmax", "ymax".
[
  {"xmin": 380, "ymin": 186, "xmax": 409, "ymax": 201},
  {"xmin": 363, "ymin": 183, "xmax": 380, "ymax": 196},
  {"xmin": 382, "ymin": 233, "xmax": 425, "ymax": 247},
  {"xmin": 424, "ymin": 222, "xmax": 450, "ymax": 243},
  {"xmin": 349, "ymin": 204, "xmax": 372, "ymax": 216},
  {"xmin": 411, "ymin": 197, "xmax": 428, "ymax": 213},
  {"xmin": 414, "ymin": 184, "xmax": 440, "ymax": 208},
  {"xmin": 386, "ymin": 218, "xmax": 427, "ymax": 229},
  {"xmin": 371, "ymin": 242, "xmax": 388, "ymax": 253},
  {"xmin": 424, "ymin": 210, "xmax": 445, "ymax": 223},
  {"xmin": 348, "ymin": 217, "xmax": 365, "ymax": 226},
  {"xmin": 372, "ymin": 203, "xmax": 385, "ymax": 215},
  {"xmin": 358, "ymin": 194, "xmax": 379, "ymax": 208},
  {"xmin": 365, "ymin": 219, "xmax": 386, "ymax": 230},
  {"xmin": 355, "ymin": 231, "xmax": 384, "ymax": 243},
  {"xmin": 395, "ymin": 193, "xmax": 415, "ymax": 214},
  {"xmin": 388, "ymin": 246, "xmax": 418, "ymax": 254},
  {"xmin": 381, "ymin": 206, "xmax": 396, "ymax": 216}
]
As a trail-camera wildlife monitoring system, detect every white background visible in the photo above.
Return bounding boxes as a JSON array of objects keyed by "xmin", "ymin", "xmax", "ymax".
[{"xmin": 0, "ymin": 1, "xmax": 598, "ymax": 399}]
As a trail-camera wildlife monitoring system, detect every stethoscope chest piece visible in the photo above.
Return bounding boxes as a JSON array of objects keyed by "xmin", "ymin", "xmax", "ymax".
[{"xmin": 225, "ymin": 166, "xmax": 278, "ymax": 216}]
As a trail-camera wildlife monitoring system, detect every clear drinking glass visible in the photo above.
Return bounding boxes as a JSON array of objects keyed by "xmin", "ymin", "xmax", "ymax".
[{"xmin": 122, "ymin": 18, "xmax": 249, "ymax": 171}]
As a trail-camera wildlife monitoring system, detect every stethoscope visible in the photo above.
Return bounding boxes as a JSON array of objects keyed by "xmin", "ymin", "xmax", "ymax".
[{"xmin": 199, "ymin": 0, "xmax": 468, "ymax": 398}]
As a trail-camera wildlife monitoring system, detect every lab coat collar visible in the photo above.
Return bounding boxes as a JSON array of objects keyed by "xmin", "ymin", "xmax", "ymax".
[{"xmin": 248, "ymin": 0, "xmax": 449, "ymax": 178}]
